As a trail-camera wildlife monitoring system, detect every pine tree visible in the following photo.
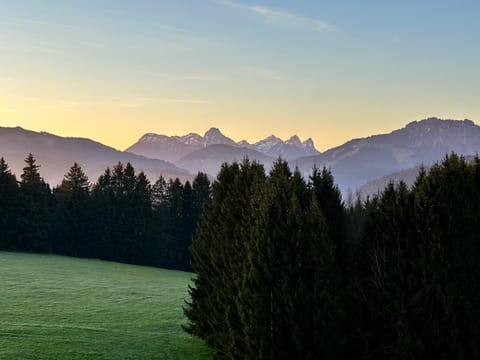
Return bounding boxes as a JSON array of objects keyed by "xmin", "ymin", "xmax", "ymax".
[
  {"xmin": 0, "ymin": 157, "xmax": 20, "ymax": 249},
  {"xmin": 21, "ymin": 153, "xmax": 43, "ymax": 186},
  {"xmin": 353, "ymin": 182, "xmax": 412, "ymax": 359},
  {"xmin": 149, "ymin": 175, "xmax": 169, "ymax": 266},
  {"xmin": 91, "ymin": 167, "xmax": 114, "ymax": 259},
  {"xmin": 192, "ymin": 172, "xmax": 211, "ymax": 221},
  {"xmin": 251, "ymin": 160, "xmax": 344, "ymax": 359},
  {"xmin": 54, "ymin": 162, "xmax": 91, "ymax": 256},
  {"xmin": 127, "ymin": 170, "xmax": 152, "ymax": 264},
  {"xmin": 186, "ymin": 159, "xmax": 347, "ymax": 359},
  {"xmin": 165, "ymin": 178, "xmax": 185, "ymax": 268},
  {"xmin": 425, "ymin": 154, "xmax": 479, "ymax": 357},
  {"xmin": 152, "ymin": 175, "xmax": 167, "ymax": 208},
  {"xmin": 18, "ymin": 153, "xmax": 53, "ymax": 252},
  {"xmin": 294, "ymin": 194, "xmax": 344, "ymax": 360},
  {"xmin": 185, "ymin": 160, "xmax": 267, "ymax": 358},
  {"xmin": 310, "ymin": 166, "xmax": 346, "ymax": 266}
]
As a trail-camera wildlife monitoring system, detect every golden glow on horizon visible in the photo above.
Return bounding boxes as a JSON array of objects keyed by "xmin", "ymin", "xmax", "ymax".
[
  {"xmin": 1, "ymin": 74, "xmax": 478, "ymax": 152},
  {"xmin": 1, "ymin": 94, "xmax": 478, "ymax": 152},
  {"xmin": 1, "ymin": 1, "xmax": 479, "ymax": 154}
]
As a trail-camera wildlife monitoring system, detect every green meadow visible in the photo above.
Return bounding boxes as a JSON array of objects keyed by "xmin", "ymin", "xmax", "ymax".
[{"xmin": 0, "ymin": 252, "xmax": 212, "ymax": 360}]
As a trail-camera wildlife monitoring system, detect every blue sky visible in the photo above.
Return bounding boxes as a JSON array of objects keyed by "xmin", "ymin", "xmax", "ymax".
[{"xmin": 0, "ymin": 0, "xmax": 478, "ymax": 150}]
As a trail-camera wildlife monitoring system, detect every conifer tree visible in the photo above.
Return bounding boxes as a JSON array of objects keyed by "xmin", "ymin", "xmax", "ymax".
[
  {"xmin": 54, "ymin": 162, "xmax": 91, "ymax": 256},
  {"xmin": 294, "ymin": 194, "xmax": 344, "ymax": 360},
  {"xmin": 310, "ymin": 166, "xmax": 346, "ymax": 266},
  {"xmin": 0, "ymin": 157, "xmax": 20, "ymax": 249},
  {"xmin": 186, "ymin": 159, "xmax": 346, "ymax": 359},
  {"xmin": 127, "ymin": 171, "xmax": 152, "ymax": 263},
  {"xmin": 192, "ymin": 172, "xmax": 211, "ymax": 221},
  {"xmin": 165, "ymin": 178, "xmax": 185, "ymax": 267},
  {"xmin": 251, "ymin": 160, "xmax": 344, "ymax": 359},
  {"xmin": 91, "ymin": 167, "xmax": 114, "ymax": 258},
  {"xmin": 152, "ymin": 175, "xmax": 167, "ymax": 208},
  {"xmin": 185, "ymin": 160, "xmax": 266, "ymax": 357},
  {"xmin": 18, "ymin": 154, "xmax": 52, "ymax": 252},
  {"xmin": 149, "ymin": 175, "xmax": 169, "ymax": 266}
]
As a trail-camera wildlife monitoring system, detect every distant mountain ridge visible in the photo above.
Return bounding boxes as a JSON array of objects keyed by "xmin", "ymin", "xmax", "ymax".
[
  {"xmin": 292, "ymin": 118, "xmax": 480, "ymax": 194},
  {"xmin": 356, "ymin": 154, "xmax": 478, "ymax": 201},
  {"xmin": 176, "ymin": 144, "xmax": 276, "ymax": 177},
  {"xmin": 0, "ymin": 126, "xmax": 188, "ymax": 185},
  {"xmin": 2, "ymin": 118, "xmax": 480, "ymax": 196},
  {"xmin": 126, "ymin": 127, "xmax": 320, "ymax": 162}
]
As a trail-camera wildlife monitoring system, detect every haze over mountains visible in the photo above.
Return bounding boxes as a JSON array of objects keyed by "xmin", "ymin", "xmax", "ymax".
[
  {"xmin": 126, "ymin": 128, "xmax": 319, "ymax": 163},
  {"xmin": 0, "ymin": 127, "xmax": 188, "ymax": 185},
  {"xmin": 1, "ymin": 118, "xmax": 479, "ymax": 195},
  {"xmin": 291, "ymin": 118, "xmax": 480, "ymax": 193}
]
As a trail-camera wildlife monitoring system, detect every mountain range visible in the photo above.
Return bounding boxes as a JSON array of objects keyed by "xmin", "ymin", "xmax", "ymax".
[
  {"xmin": 291, "ymin": 118, "xmax": 480, "ymax": 193},
  {"xmin": 1, "ymin": 118, "xmax": 479, "ymax": 196},
  {"xmin": 0, "ymin": 127, "xmax": 188, "ymax": 186},
  {"xmin": 126, "ymin": 128, "xmax": 319, "ymax": 163}
]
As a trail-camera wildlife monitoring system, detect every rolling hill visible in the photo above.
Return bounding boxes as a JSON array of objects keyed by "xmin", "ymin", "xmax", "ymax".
[
  {"xmin": 3, "ymin": 118, "xmax": 480, "ymax": 194},
  {"xmin": 292, "ymin": 118, "xmax": 480, "ymax": 194},
  {"xmin": 175, "ymin": 144, "xmax": 276, "ymax": 176},
  {"xmin": 0, "ymin": 126, "xmax": 189, "ymax": 185},
  {"xmin": 0, "ymin": 251, "xmax": 212, "ymax": 360}
]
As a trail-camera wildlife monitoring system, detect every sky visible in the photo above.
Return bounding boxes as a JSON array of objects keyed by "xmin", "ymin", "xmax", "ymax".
[{"xmin": 0, "ymin": 0, "xmax": 479, "ymax": 151}]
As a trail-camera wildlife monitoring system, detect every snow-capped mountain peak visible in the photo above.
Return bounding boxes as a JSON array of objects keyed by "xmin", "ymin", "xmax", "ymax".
[
  {"xmin": 203, "ymin": 128, "xmax": 237, "ymax": 147},
  {"xmin": 286, "ymin": 135, "xmax": 302, "ymax": 147},
  {"xmin": 238, "ymin": 140, "xmax": 252, "ymax": 148},
  {"xmin": 138, "ymin": 133, "xmax": 170, "ymax": 143},
  {"xmin": 176, "ymin": 133, "xmax": 203, "ymax": 146},
  {"xmin": 255, "ymin": 134, "xmax": 283, "ymax": 148},
  {"xmin": 302, "ymin": 138, "xmax": 315, "ymax": 149},
  {"xmin": 128, "ymin": 128, "xmax": 321, "ymax": 162}
]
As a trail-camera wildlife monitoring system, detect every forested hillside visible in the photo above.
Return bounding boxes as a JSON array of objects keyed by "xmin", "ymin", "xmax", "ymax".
[
  {"xmin": 0, "ymin": 154, "xmax": 210, "ymax": 271},
  {"xmin": 2, "ymin": 151, "xmax": 480, "ymax": 359},
  {"xmin": 186, "ymin": 154, "xmax": 480, "ymax": 359}
]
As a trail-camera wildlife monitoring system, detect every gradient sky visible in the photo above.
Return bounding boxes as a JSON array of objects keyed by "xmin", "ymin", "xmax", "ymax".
[{"xmin": 0, "ymin": 0, "xmax": 479, "ymax": 151}]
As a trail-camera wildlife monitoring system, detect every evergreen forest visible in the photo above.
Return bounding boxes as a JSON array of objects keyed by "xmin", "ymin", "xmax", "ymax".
[
  {"xmin": 0, "ymin": 154, "xmax": 210, "ymax": 271},
  {"xmin": 1, "ymin": 153, "xmax": 479, "ymax": 359},
  {"xmin": 185, "ymin": 155, "xmax": 480, "ymax": 359}
]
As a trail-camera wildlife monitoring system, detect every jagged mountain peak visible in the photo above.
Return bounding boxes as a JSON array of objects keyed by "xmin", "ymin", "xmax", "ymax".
[
  {"xmin": 256, "ymin": 135, "xmax": 283, "ymax": 145},
  {"xmin": 139, "ymin": 133, "xmax": 170, "ymax": 143},
  {"xmin": 203, "ymin": 127, "xmax": 237, "ymax": 147},
  {"xmin": 176, "ymin": 133, "xmax": 203, "ymax": 146},
  {"xmin": 286, "ymin": 135, "xmax": 302, "ymax": 146},
  {"xmin": 204, "ymin": 127, "xmax": 222, "ymax": 137},
  {"xmin": 128, "ymin": 127, "xmax": 321, "ymax": 162},
  {"xmin": 303, "ymin": 138, "xmax": 315, "ymax": 148}
]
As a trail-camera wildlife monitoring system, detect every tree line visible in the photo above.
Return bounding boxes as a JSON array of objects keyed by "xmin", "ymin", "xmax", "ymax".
[
  {"xmin": 0, "ymin": 154, "xmax": 211, "ymax": 271},
  {"xmin": 185, "ymin": 154, "xmax": 480, "ymax": 359}
]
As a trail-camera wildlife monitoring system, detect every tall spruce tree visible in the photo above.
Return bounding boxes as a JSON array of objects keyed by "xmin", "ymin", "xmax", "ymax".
[
  {"xmin": 295, "ymin": 194, "xmax": 344, "ymax": 360},
  {"xmin": 310, "ymin": 166, "xmax": 346, "ymax": 266},
  {"xmin": 425, "ymin": 154, "xmax": 479, "ymax": 357},
  {"xmin": 185, "ymin": 160, "xmax": 266, "ymax": 358},
  {"xmin": 186, "ymin": 159, "xmax": 345, "ymax": 359},
  {"xmin": 0, "ymin": 157, "xmax": 20, "ymax": 249},
  {"xmin": 354, "ymin": 182, "xmax": 414, "ymax": 359},
  {"xmin": 54, "ymin": 162, "xmax": 91, "ymax": 256},
  {"xmin": 251, "ymin": 160, "xmax": 344, "ymax": 359},
  {"xmin": 91, "ymin": 167, "xmax": 114, "ymax": 258},
  {"xmin": 192, "ymin": 172, "xmax": 211, "ymax": 223},
  {"xmin": 127, "ymin": 170, "xmax": 152, "ymax": 264},
  {"xmin": 18, "ymin": 154, "xmax": 52, "ymax": 252}
]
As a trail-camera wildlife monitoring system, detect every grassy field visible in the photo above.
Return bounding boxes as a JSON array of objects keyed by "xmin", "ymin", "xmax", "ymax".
[{"xmin": 0, "ymin": 252, "xmax": 212, "ymax": 360}]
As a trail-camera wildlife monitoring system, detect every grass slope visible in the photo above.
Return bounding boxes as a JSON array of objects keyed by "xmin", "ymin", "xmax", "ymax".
[{"xmin": 0, "ymin": 252, "xmax": 212, "ymax": 360}]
